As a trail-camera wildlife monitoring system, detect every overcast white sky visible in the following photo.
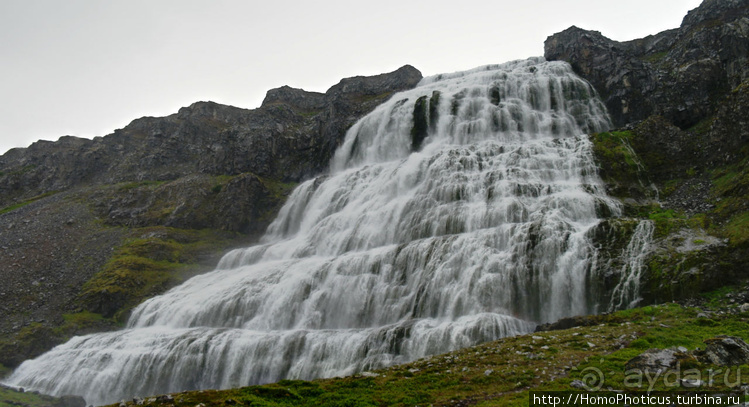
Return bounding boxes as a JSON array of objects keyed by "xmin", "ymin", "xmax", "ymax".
[{"xmin": 1, "ymin": 0, "xmax": 702, "ymax": 155}]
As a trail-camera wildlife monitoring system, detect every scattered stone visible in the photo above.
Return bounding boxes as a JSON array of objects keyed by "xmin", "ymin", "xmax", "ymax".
[
  {"xmin": 625, "ymin": 348, "xmax": 681, "ymax": 373},
  {"xmin": 739, "ymin": 303, "xmax": 749, "ymax": 313},
  {"xmin": 680, "ymin": 379, "xmax": 703, "ymax": 388},
  {"xmin": 484, "ymin": 369, "xmax": 493, "ymax": 376},
  {"xmin": 360, "ymin": 371, "xmax": 380, "ymax": 377},
  {"xmin": 571, "ymin": 380, "xmax": 586, "ymax": 389},
  {"xmin": 695, "ymin": 336, "xmax": 749, "ymax": 366},
  {"xmin": 56, "ymin": 395, "xmax": 87, "ymax": 407}
]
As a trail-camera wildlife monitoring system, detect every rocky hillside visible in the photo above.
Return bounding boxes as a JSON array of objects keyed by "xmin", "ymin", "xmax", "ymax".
[
  {"xmin": 545, "ymin": 0, "xmax": 748, "ymax": 129},
  {"xmin": 0, "ymin": 65, "xmax": 422, "ymax": 369},
  {"xmin": 546, "ymin": 0, "xmax": 749, "ymax": 304}
]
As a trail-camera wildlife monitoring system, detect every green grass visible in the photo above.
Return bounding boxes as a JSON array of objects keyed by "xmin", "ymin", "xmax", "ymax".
[
  {"xmin": 0, "ymin": 385, "xmax": 65, "ymax": 407},
  {"xmin": 642, "ymin": 51, "xmax": 668, "ymax": 64},
  {"xmin": 117, "ymin": 180, "xmax": 166, "ymax": 191},
  {"xmin": 710, "ymin": 151, "xmax": 749, "ymax": 246},
  {"xmin": 590, "ymin": 131, "xmax": 656, "ymax": 203},
  {"xmin": 687, "ymin": 117, "xmax": 715, "ymax": 135},
  {"xmin": 257, "ymin": 176, "xmax": 298, "ymax": 200},
  {"xmin": 0, "ymin": 191, "xmax": 57, "ymax": 215},
  {"xmin": 700, "ymin": 285, "xmax": 739, "ymax": 309},
  {"xmin": 723, "ymin": 212, "xmax": 749, "ymax": 245}
]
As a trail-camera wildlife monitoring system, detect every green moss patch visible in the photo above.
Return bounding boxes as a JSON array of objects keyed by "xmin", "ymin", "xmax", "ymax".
[
  {"xmin": 255, "ymin": 176, "xmax": 298, "ymax": 221},
  {"xmin": 0, "ymin": 191, "xmax": 58, "ymax": 215},
  {"xmin": 0, "ymin": 384, "xmax": 67, "ymax": 407},
  {"xmin": 78, "ymin": 226, "xmax": 241, "ymax": 321},
  {"xmin": 711, "ymin": 153, "xmax": 749, "ymax": 247},
  {"xmin": 590, "ymin": 131, "xmax": 655, "ymax": 205}
]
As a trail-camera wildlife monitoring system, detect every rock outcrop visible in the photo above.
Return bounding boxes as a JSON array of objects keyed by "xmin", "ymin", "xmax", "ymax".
[
  {"xmin": 625, "ymin": 348, "xmax": 684, "ymax": 374},
  {"xmin": 696, "ymin": 335, "xmax": 749, "ymax": 365},
  {"xmin": 0, "ymin": 65, "xmax": 422, "ymax": 208},
  {"xmin": 545, "ymin": 0, "xmax": 749, "ymax": 129},
  {"xmin": 0, "ymin": 65, "xmax": 422, "ymax": 368}
]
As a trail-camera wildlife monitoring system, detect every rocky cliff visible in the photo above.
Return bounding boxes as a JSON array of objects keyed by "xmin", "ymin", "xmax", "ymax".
[
  {"xmin": 545, "ymin": 0, "xmax": 749, "ymax": 129},
  {"xmin": 0, "ymin": 65, "xmax": 422, "ymax": 369}
]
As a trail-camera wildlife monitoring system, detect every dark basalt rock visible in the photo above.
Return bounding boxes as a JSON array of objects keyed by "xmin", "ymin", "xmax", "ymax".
[
  {"xmin": 545, "ymin": 0, "xmax": 749, "ymax": 128},
  {"xmin": 411, "ymin": 96, "xmax": 429, "ymax": 151},
  {"xmin": 625, "ymin": 336, "xmax": 749, "ymax": 376},
  {"xmin": 55, "ymin": 395, "xmax": 87, "ymax": 407},
  {"xmin": 0, "ymin": 65, "xmax": 422, "ymax": 209}
]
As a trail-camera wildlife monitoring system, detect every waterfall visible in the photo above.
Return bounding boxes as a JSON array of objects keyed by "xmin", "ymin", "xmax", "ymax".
[
  {"xmin": 608, "ymin": 220, "xmax": 655, "ymax": 311},
  {"xmin": 5, "ymin": 57, "xmax": 628, "ymax": 405}
]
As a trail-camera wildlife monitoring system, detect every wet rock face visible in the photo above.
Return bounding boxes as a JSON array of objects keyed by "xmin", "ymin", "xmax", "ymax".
[{"xmin": 545, "ymin": 0, "xmax": 749, "ymax": 128}]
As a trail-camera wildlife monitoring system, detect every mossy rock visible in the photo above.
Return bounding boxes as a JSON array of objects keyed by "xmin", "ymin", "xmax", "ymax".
[
  {"xmin": 0, "ymin": 323, "xmax": 60, "ymax": 368},
  {"xmin": 77, "ymin": 227, "xmax": 242, "ymax": 321},
  {"xmin": 590, "ymin": 130, "xmax": 655, "ymax": 205}
]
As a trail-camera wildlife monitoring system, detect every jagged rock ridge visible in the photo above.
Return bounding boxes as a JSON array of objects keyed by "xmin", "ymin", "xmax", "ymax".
[
  {"xmin": 0, "ymin": 65, "xmax": 422, "ymax": 208},
  {"xmin": 545, "ymin": 0, "xmax": 749, "ymax": 129}
]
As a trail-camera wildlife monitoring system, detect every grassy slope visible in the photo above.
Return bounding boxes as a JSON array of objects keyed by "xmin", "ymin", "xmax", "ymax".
[{"xmin": 0, "ymin": 385, "xmax": 66, "ymax": 407}]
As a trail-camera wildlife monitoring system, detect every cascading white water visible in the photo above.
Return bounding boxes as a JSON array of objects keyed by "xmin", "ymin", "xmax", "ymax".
[
  {"xmin": 608, "ymin": 220, "xmax": 655, "ymax": 311},
  {"xmin": 6, "ymin": 57, "xmax": 634, "ymax": 405}
]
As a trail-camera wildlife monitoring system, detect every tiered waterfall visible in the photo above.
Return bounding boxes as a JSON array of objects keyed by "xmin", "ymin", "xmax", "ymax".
[{"xmin": 4, "ymin": 58, "xmax": 651, "ymax": 405}]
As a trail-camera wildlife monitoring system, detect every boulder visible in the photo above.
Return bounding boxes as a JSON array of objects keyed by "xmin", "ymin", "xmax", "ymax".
[
  {"xmin": 55, "ymin": 395, "xmax": 87, "ymax": 407},
  {"xmin": 696, "ymin": 336, "xmax": 749, "ymax": 365},
  {"xmin": 625, "ymin": 348, "xmax": 683, "ymax": 373}
]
